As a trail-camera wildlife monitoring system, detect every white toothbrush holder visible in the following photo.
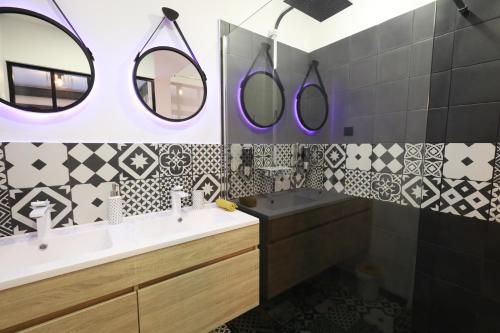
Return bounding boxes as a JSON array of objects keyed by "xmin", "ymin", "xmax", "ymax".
[{"xmin": 108, "ymin": 195, "xmax": 123, "ymax": 225}]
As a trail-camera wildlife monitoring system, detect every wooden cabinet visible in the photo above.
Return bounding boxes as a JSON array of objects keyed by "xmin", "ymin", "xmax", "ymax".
[
  {"xmin": 20, "ymin": 293, "xmax": 138, "ymax": 333},
  {"xmin": 0, "ymin": 225, "xmax": 259, "ymax": 333},
  {"xmin": 139, "ymin": 250, "xmax": 259, "ymax": 333}
]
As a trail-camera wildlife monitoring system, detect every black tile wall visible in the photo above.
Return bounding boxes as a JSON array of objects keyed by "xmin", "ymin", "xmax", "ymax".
[
  {"xmin": 455, "ymin": 0, "xmax": 500, "ymax": 29},
  {"xmin": 450, "ymin": 59, "xmax": 500, "ymax": 105},
  {"xmin": 408, "ymin": 75, "xmax": 431, "ymax": 111},
  {"xmin": 377, "ymin": 12, "xmax": 413, "ymax": 52},
  {"xmin": 410, "ymin": 39, "xmax": 434, "ymax": 77},
  {"xmin": 349, "ymin": 27, "xmax": 378, "ymax": 61},
  {"xmin": 377, "ymin": 46, "xmax": 410, "ymax": 83},
  {"xmin": 429, "ymin": 70, "xmax": 451, "ymax": 108},
  {"xmin": 348, "ymin": 56, "xmax": 377, "ymax": 88},
  {"xmin": 413, "ymin": 3, "xmax": 438, "ymax": 42},
  {"xmin": 374, "ymin": 79, "xmax": 409, "ymax": 114},
  {"xmin": 477, "ymin": 297, "xmax": 500, "ymax": 333},
  {"xmin": 446, "ymin": 102, "xmax": 500, "ymax": 142},
  {"xmin": 431, "ymin": 32, "xmax": 454, "ymax": 72}
]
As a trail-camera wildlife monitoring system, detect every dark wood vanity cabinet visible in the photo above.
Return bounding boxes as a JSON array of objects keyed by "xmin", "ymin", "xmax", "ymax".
[{"xmin": 261, "ymin": 198, "xmax": 371, "ymax": 299}]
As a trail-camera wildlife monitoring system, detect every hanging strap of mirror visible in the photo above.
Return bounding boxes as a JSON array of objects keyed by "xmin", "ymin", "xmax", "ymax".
[
  {"xmin": 300, "ymin": 60, "xmax": 326, "ymax": 92},
  {"xmin": 245, "ymin": 43, "xmax": 284, "ymax": 90},
  {"xmin": 135, "ymin": 17, "xmax": 166, "ymax": 61},
  {"xmin": 50, "ymin": 0, "xmax": 93, "ymax": 60}
]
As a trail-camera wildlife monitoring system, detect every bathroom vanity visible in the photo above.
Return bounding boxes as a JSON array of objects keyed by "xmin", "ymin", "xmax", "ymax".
[
  {"xmin": 237, "ymin": 189, "xmax": 371, "ymax": 300},
  {"xmin": 0, "ymin": 207, "xmax": 259, "ymax": 333}
]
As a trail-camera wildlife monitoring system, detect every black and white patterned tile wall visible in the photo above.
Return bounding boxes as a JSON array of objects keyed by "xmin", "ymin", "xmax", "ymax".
[{"xmin": 0, "ymin": 142, "xmax": 223, "ymax": 238}]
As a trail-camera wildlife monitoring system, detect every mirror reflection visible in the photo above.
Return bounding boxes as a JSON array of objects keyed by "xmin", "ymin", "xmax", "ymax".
[
  {"xmin": 134, "ymin": 48, "xmax": 206, "ymax": 121},
  {"xmin": 0, "ymin": 12, "xmax": 93, "ymax": 112},
  {"xmin": 240, "ymin": 71, "xmax": 284, "ymax": 128},
  {"xmin": 297, "ymin": 84, "xmax": 328, "ymax": 131}
]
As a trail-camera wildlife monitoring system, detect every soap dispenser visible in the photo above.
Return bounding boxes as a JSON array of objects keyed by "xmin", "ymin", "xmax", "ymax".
[{"xmin": 108, "ymin": 183, "xmax": 123, "ymax": 225}]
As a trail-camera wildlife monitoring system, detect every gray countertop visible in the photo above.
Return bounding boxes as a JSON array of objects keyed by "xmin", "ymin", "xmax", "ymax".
[{"xmin": 235, "ymin": 189, "xmax": 353, "ymax": 220}]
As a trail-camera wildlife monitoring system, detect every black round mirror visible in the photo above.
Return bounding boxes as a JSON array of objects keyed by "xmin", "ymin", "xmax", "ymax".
[
  {"xmin": 240, "ymin": 71, "xmax": 285, "ymax": 128},
  {"xmin": 297, "ymin": 84, "xmax": 328, "ymax": 131},
  {"xmin": 133, "ymin": 46, "xmax": 207, "ymax": 122},
  {"xmin": 0, "ymin": 8, "xmax": 94, "ymax": 113}
]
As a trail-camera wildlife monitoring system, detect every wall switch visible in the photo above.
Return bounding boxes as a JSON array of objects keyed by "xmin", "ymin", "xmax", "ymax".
[{"xmin": 344, "ymin": 127, "xmax": 354, "ymax": 136}]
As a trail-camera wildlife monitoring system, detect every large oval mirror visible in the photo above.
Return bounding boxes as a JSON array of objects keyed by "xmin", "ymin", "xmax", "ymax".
[
  {"xmin": 133, "ymin": 47, "xmax": 207, "ymax": 122},
  {"xmin": 0, "ymin": 8, "xmax": 94, "ymax": 113},
  {"xmin": 240, "ymin": 71, "xmax": 285, "ymax": 128},
  {"xmin": 297, "ymin": 84, "xmax": 328, "ymax": 131}
]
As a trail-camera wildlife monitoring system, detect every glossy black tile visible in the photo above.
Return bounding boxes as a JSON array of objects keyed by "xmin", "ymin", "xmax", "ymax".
[
  {"xmin": 372, "ymin": 112, "xmax": 406, "ymax": 143},
  {"xmin": 450, "ymin": 60, "xmax": 500, "ymax": 105},
  {"xmin": 413, "ymin": 3, "xmax": 437, "ymax": 42},
  {"xmin": 432, "ymin": 32, "xmax": 454, "ymax": 72},
  {"xmin": 325, "ymin": 65, "xmax": 349, "ymax": 92},
  {"xmin": 408, "ymin": 75, "xmax": 431, "ymax": 111},
  {"xmin": 406, "ymin": 110, "xmax": 428, "ymax": 143},
  {"xmin": 477, "ymin": 297, "xmax": 500, "ymax": 333},
  {"xmin": 482, "ymin": 259, "xmax": 500, "ymax": 303},
  {"xmin": 429, "ymin": 71, "xmax": 451, "ymax": 108},
  {"xmin": 348, "ymin": 56, "xmax": 377, "ymax": 88},
  {"xmin": 326, "ymin": 37, "xmax": 350, "ymax": 69},
  {"xmin": 349, "ymin": 27, "xmax": 378, "ymax": 61},
  {"xmin": 426, "ymin": 107, "xmax": 448, "ymax": 143},
  {"xmin": 411, "ymin": 39, "xmax": 434, "ymax": 77},
  {"xmin": 374, "ymin": 79, "xmax": 409, "ymax": 114},
  {"xmin": 377, "ymin": 46, "xmax": 411, "ymax": 83},
  {"xmin": 434, "ymin": 0, "xmax": 457, "ymax": 37},
  {"xmin": 348, "ymin": 86, "xmax": 375, "ymax": 117},
  {"xmin": 456, "ymin": 0, "xmax": 500, "ymax": 29},
  {"xmin": 485, "ymin": 222, "xmax": 500, "ymax": 263},
  {"xmin": 378, "ymin": 12, "xmax": 413, "ymax": 52},
  {"xmin": 446, "ymin": 102, "xmax": 500, "ymax": 142}
]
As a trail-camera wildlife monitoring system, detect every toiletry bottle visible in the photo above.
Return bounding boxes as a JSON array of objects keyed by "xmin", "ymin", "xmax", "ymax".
[{"xmin": 108, "ymin": 183, "xmax": 123, "ymax": 225}]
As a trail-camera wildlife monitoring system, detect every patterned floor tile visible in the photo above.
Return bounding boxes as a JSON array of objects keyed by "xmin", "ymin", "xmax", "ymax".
[
  {"xmin": 371, "ymin": 172, "xmax": 402, "ymax": 203},
  {"xmin": 489, "ymin": 183, "xmax": 500, "ymax": 222},
  {"xmin": 346, "ymin": 144, "xmax": 372, "ymax": 171},
  {"xmin": 439, "ymin": 178, "xmax": 492, "ymax": 220},
  {"xmin": 159, "ymin": 176, "xmax": 193, "ymax": 210},
  {"xmin": 344, "ymin": 170, "xmax": 372, "ymax": 198},
  {"xmin": 4, "ymin": 143, "xmax": 69, "ymax": 188},
  {"xmin": 325, "ymin": 144, "xmax": 346, "ymax": 169},
  {"xmin": 443, "ymin": 143, "xmax": 494, "ymax": 181},
  {"xmin": 325, "ymin": 303, "xmax": 361, "ymax": 331},
  {"xmin": 118, "ymin": 144, "xmax": 159, "ymax": 180},
  {"xmin": 9, "ymin": 185, "xmax": 74, "ymax": 233},
  {"xmin": 71, "ymin": 183, "xmax": 113, "ymax": 224},
  {"xmin": 421, "ymin": 177, "xmax": 441, "ymax": 211},
  {"xmin": 400, "ymin": 175, "xmax": 423, "ymax": 208},
  {"xmin": 371, "ymin": 143, "xmax": 404, "ymax": 174},
  {"xmin": 192, "ymin": 144, "xmax": 221, "ymax": 175},
  {"xmin": 192, "ymin": 173, "xmax": 221, "ymax": 202},
  {"xmin": 159, "ymin": 144, "xmax": 192, "ymax": 177},
  {"xmin": 0, "ymin": 190, "xmax": 12, "ymax": 237},
  {"xmin": 0, "ymin": 144, "xmax": 7, "ymax": 190},
  {"xmin": 324, "ymin": 167, "xmax": 345, "ymax": 193},
  {"xmin": 423, "ymin": 143, "xmax": 444, "ymax": 177},
  {"xmin": 209, "ymin": 324, "xmax": 232, "ymax": 333},
  {"xmin": 65, "ymin": 143, "xmax": 119, "ymax": 185},
  {"xmin": 120, "ymin": 178, "xmax": 161, "ymax": 216}
]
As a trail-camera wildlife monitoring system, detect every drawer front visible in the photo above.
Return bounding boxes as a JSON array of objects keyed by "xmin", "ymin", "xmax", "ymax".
[
  {"xmin": 138, "ymin": 249, "xmax": 260, "ymax": 333},
  {"xmin": 21, "ymin": 293, "xmax": 138, "ymax": 333}
]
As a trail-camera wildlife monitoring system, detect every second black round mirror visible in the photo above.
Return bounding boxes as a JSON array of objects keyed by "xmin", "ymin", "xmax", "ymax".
[{"xmin": 297, "ymin": 84, "xmax": 328, "ymax": 131}]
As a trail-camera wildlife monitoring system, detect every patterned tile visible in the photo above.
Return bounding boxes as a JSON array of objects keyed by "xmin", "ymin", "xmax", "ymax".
[
  {"xmin": 120, "ymin": 178, "xmax": 161, "ymax": 217},
  {"xmin": 0, "ymin": 190, "xmax": 12, "ymax": 237},
  {"xmin": 192, "ymin": 174, "xmax": 221, "ymax": 202},
  {"xmin": 421, "ymin": 177, "xmax": 441, "ymax": 211},
  {"xmin": 423, "ymin": 143, "xmax": 444, "ymax": 177},
  {"xmin": 400, "ymin": 175, "xmax": 423, "ymax": 208},
  {"xmin": 159, "ymin": 144, "xmax": 192, "ymax": 177},
  {"xmin": 345, "ymin": 170, "xmax": 372, "ymax": 198},
  {"xmin": 346, "ymin": 144, "xmax": 372, "ymax": 171},
  {"xmin": 371, "ymin": 172, "xmax": 402, "ymax": 203},
  {"xmin": 494, "ymin": 143, "xmax": 500, "ymax": 183},
  {"xmin": 310, "ymin": 144, "xmax": 325, "ymax": 167},
  {"xmin": 325, "ymin": 304, "xmax": 361, "ymax": 331},
  {"xmin": 324, "ymin": 167, "xmax": 345, "ymax": 193},
  {"xmin": 403, "ymin": 143, "xmax": 424, "ymax": 176},
  {"xmin": 0, "ymin": 144, "xmax": 7, "ymax": 190},
  {"xmin": 65, "ymin": 143, "xmax": 119, "ymax": 185},
  {"xmin": 192, "ymin": 144, "xmax": 221, "ymax": 175},
  {"xmin": 439, "ymin": 178, "xmax": 492, "ymax": 220},
  {"xmin": 4, "ymin": 143, "xmax": 69, "ymax": 188},
  {"xmin": 209, "ymin": 325, "xmax": 232, "ymax": 333},
  {"xmin": 159, "ymin": 176, "xmax": 192, "ymax": 210},
  {"xmin": 275, "ymin": 144, "xmax": 293, "ymax": 167},
  {"xmin": 275, "ymin": 175, "xmax": 291, "ymax": 192},
  {"xmin": 443, "ymin": 143, "xmax": 495, "ymax": 181},
  {"xmin": 71, "ymin": 183, "xmax": 113, "ymax": 224},
  {"xmin": 291, "ymin": 170, "xmax": 306, "ymax": 189},
  {"xmin": 9, "ymin": 185, "xmax": 74, "ymax": 234},
  {"xmin": 489, "ymin": 183, "xmax": 500, "ymax": 222},
  {"xmin": 325, "ymin": 144, "xmax": 346, "ymax": 169},
  {"xmin": 371, "ymin": 144, "xmax": 404, "ymax": 174},
  {"xmin": 229, "ymin": 144, "xmax": 252, "ymax": 172},
  {"xmin": 306, "ymin": 165, "xmax": 324, "ymax": 190},
  {"xmin": 254, "ymin": 144, "xmax": 272, "ymax": 168},
  {"xmin": 118, "ymin": 144, "xmax": 159, "ymax": 180},
  {"xmin": 228, "ymin": 172, "xmax": 254, "ymax": 199},
  {"xmin": 255, "ymin": 171, "xmax": 273, "ymax": 194}
]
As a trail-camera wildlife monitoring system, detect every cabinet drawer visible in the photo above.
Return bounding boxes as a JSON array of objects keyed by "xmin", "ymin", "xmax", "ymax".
[
  {"xmin": 21, "ymin": 293, "xmax": 138, "ymax": 333},
  {"xmin": 138, "ymin": 250, "xmax": 259, "ymax": 333}
]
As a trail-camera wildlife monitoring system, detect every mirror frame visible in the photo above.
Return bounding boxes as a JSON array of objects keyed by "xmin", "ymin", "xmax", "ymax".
[
  {"xmin": 0, "ymin": 7, "xmax": 95, "ymax": 113},
  {"xmin": 296, "ymin": 83, "xmax": 329, "ymax": 131},
  {"xmin": 133, "ymin": 46, "xmax": 207, "ymax": 122},
  {"xmin": 239, "ymin": 70, "xmax": 285, "ymax": 129}
]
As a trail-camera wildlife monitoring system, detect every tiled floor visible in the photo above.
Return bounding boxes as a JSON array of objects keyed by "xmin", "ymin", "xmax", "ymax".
[{"xmin": 212, "ymin": 268, "xmax": 411, "ymax": 333}]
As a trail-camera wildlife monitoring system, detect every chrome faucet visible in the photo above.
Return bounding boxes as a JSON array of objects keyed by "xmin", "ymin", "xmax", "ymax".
[
  {"xmin": 170, "ymin": 186, "xmax": 189, "ymax": 221},
  {"xmin": 29, "ymin": 200, "xmax": 52, "ymax": 246}
]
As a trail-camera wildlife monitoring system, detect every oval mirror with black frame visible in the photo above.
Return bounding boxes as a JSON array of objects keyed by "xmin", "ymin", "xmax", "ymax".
[
  {"xmin": 240, "ymin": 70, "xmax": 285, "ymax": 128},
  {"xmin": 133, "ymin": 46, "xmax": 207, "ymax": 122},
  {"xmin": 296, "ymin": 60, "xmax": 329, "ymax": 132},
  {"xmin": 239, "ymin": 43, "xmax": 285, "ymax": 129},
  {"xmin": 0, "ymin": 7, "xmax": 95, "ymax": 113}
]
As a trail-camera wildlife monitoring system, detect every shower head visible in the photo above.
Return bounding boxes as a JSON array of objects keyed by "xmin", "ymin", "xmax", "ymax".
[{"xmin": 284, "ymin": 0, "xmax": 352, "ymax": 22}]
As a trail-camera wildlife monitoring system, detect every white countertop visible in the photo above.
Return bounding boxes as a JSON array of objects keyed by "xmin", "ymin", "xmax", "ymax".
[{"xmin": 0, "ymin": 205, "xmax": 258, "ymax": 291}]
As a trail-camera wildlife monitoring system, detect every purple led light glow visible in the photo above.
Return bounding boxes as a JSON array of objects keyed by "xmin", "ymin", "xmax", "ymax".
[
  {"xmin": 294, "ymin": 85, "xmax": 318, "ymax": 136},
  {"xmin": 237, "ymin": 77, "xmax": 272, "ymax": 133}
]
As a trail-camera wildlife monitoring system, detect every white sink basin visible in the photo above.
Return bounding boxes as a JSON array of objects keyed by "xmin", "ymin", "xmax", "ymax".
[{"xmin": 0, "ymin": 228, "xmax": 112, "ymax": 271}]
